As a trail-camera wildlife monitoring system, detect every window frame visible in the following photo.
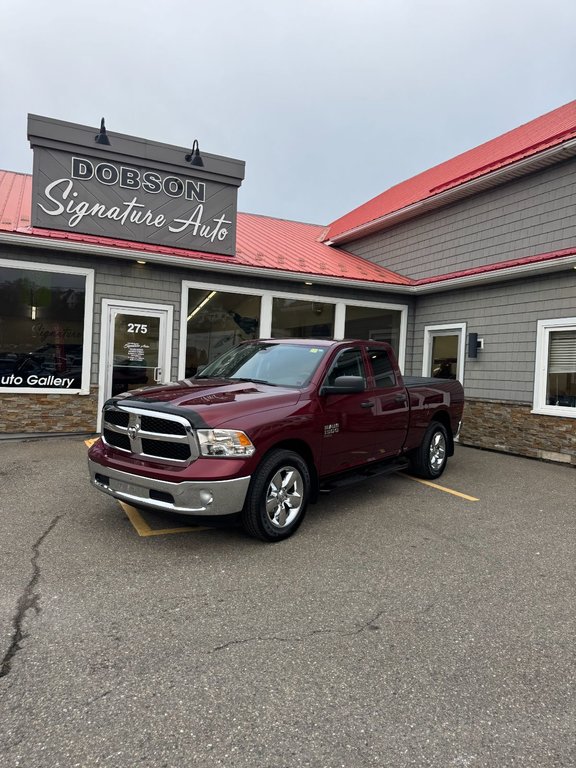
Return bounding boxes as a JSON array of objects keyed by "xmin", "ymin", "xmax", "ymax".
[
  {"xmin": 533, "ymin": 316, "xmax": 576, "ymax": 419},
  {"xmin": 0, "ymin": 258, "xmax": 94, "ymax": 395},
  {"xmin": 342, "ymin": 297, "xmax": 408, "ymax": 372}
]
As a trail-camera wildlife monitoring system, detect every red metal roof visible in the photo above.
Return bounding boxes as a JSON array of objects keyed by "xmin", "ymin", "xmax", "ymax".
[
  {"xmin": 326, "ymin": 100, "xmax": 576, "ymax": 242},
  {"xmin": 0, "ymin": 169, "xmax": 409, "ymax": 286},
  {"xmin": 236, "ymin": 213, "xmax": 410, "ymax": 283},
  {"xmin": 0, "ymin": 170, "xmax": 32, "ymax": 230}
]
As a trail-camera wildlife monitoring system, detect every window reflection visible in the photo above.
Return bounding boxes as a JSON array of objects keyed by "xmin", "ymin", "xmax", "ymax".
[
  {"xmin": 344, "ymin": 306, "xmax": 401, "ymax": 353},
  {"xmin": 272, "ymin": 298, "xmax": 334, "ymax": 338},
  {"xmin": 186, "ymin": 289, "xmax": 261, "ymax": 376},
  {"xmin": 430, "ymin": 336, "xmax": 458, "ymax": 380}
]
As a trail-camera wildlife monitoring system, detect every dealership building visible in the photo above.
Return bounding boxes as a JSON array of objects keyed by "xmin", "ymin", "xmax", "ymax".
[{"xmin": 0, "ymin": 104, "xmax": 575, "ymax": 464}]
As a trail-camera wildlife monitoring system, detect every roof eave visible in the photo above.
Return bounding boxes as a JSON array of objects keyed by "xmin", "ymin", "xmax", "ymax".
[
  {"xmin": 413, "ymin": 252, "xmax": 576, "ymax": 293},
  {"xmin": 325, "ymin": 137, "xmax": 576, "ymax": 245},
  {"xmin": 2, "ymin": 231, "xmax": 574, "ymax": 295}
]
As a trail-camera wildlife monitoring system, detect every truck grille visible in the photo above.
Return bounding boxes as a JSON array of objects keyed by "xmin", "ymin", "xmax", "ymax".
[{"xmin": 102, "ymin": 405, "xmax": 199, "ymax": 465}]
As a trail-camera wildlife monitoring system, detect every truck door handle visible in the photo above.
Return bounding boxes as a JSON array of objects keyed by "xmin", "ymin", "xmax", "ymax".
[
  {"xmin": 360, "ymin": 401, "xmax": 375, "ymax": 408},
  {"xmin": 394, "ymin": 394, "xmax": 407, "ymax": 403}
]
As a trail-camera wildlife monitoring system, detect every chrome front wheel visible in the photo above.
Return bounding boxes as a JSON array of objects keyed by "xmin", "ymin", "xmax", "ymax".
[
  {"xmin": 265, "ymin": 465, "xmax": 305, "ymax": 528},
  {"xmin": 241, "ymin": 450, "xmax": 310, "ymax": 541}
]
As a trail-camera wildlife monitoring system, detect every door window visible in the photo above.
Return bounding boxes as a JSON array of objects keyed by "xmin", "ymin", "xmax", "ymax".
[
  {"xmin": 423, "ymin": 325, "xmax": 466, "ymax": 383},
  {"xmin": 430, "ymin": 335, "xmax": 458, "ymax": 379},
  {"xmin": 111, "ymin": 313, "xmax": 162, "ymax": 396}
]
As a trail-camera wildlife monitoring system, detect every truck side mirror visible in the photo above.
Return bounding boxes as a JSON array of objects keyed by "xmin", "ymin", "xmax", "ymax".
[{"xmin": 320, "ymin": 375, "xmax": 366, "ymax": 395}]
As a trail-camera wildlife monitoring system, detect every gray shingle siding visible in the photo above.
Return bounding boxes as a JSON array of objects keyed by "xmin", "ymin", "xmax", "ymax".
[
  {"xmin": 342, "ymin": 157, "xmax": 576, "ymax": 279},
  {"xmin": 411, "ymin": 271, "xmax": 576, "ymax": 402}
]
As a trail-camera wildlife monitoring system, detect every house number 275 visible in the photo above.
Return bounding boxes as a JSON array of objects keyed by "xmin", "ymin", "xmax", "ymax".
[{"xmin": 127, "ymin": 323, "xmax": 148, "ymax": 334}]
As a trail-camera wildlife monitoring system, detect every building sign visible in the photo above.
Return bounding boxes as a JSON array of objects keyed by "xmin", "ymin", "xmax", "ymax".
[{"xmin": 28, "ymin": 115, "xmax": 245, "ymax": 257}]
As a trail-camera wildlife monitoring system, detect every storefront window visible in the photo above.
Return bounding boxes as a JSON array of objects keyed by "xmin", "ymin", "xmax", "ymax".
[
  {"xmin": 0, "ymin": 264, "xmax": 89, "ymax": 392},
  {"xmin": 185, "ymin": 289, "xmax": 261, "ymax": 376},
  {"xmin": 182, "ymin": 285, "xmax": 408, "ymax": 378},
  {"xmin": 344, "ymin": 305, "xmax": 402, "ymax": 353},
  {"xmin": 272, "ymin": 298, "xmax": 335, "ymax": 339}
]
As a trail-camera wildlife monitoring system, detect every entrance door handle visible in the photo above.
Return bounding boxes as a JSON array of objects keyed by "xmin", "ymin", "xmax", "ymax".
[
  {"xmin": 360, "ymin": 401, "xmax": 375, "ymax": 408},
  {"xmin": 153, "ymin": 367, "xmax": 163, "ymax": 383}
]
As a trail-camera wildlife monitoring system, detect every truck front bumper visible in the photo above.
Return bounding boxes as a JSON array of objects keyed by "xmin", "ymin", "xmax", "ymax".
[{"xmin": 88, "ymin": 459, "xmax": 251, "ymax": 517}]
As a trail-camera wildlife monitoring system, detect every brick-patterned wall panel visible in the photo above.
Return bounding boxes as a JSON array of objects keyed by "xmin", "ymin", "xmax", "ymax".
[
  {"xmin": 1, "ymin": 388, "xmax": 99, "ymax": 434},
  {"xmin": 460, "ymin": 399, "xmax": 576, "ymax": 465}
]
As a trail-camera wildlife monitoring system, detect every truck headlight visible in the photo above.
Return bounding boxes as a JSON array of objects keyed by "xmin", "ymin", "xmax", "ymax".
[{"xmin": 196, "ymin": 429, "xmax": 256, "ymax": 457}]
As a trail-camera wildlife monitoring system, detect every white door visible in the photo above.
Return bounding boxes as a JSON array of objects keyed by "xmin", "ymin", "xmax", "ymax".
[
  {"xmin": 423, "ymin": 323, "xmax": 466, "ymax": 383},
  {"xmin": 98, "ymin": 300, "xmax": 173, "ymax": 426}
]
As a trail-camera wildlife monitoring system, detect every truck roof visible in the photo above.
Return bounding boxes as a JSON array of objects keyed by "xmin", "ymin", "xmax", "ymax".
[{"xmin": 253, "ymin": 339, "xmax": 389, "ymax": 347}]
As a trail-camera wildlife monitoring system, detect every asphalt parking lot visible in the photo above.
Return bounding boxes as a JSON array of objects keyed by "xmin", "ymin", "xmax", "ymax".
[{"xmin": 0, "ymin": 437, "xmax": 574, "ymax": 768}]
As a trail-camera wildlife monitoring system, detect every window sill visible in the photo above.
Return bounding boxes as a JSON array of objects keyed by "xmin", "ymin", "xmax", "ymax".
[
  {"xmin": 0, "ymin": 388, "xmax": 90, "ymax": 395},
  {"xmin": 531, "ymin": 407, "xmax": 576, "ymax": 419}
]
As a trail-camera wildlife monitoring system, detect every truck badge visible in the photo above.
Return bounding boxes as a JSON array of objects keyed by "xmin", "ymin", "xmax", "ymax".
[{"xmin": 324, "ymin": 423, "xmax": 340, "ymax": 437}]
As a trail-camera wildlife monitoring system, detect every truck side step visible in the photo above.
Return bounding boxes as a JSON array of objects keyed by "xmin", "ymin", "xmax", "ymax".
[{"xmin": 320, "ymin": 458, "xmax": 410, "ymax": 492}]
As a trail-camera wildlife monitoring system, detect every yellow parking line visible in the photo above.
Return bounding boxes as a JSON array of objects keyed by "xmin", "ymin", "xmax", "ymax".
[
  {"xmin": 119, "ymin": 502, "xmax": 211, "ymax": 537},
  {"xmin": 401, "ymin": 474, "xmax": 479, "ymax": 501}
]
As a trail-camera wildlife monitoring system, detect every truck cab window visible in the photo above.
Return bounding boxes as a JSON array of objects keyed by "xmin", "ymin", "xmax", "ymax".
[
  {"xmin": 325, "ymin": 348, "xmax": 366, "ymax": 386},
  {"xmin": 367, "ymin": 347, "xmax": 396, "ymax": 388}
]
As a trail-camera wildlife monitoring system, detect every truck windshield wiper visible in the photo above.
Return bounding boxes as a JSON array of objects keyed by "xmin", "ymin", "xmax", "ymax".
[{"xmin": 230, "ymin": 377, "xmax": 278, "ymax": 386}]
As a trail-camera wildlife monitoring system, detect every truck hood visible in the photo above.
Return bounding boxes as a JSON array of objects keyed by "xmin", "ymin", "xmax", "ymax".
[{"xmin": 107, "ymin": 378, "xmax": 303, "ymax": 428}]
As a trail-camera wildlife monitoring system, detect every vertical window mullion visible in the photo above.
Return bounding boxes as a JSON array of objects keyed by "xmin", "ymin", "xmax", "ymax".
[
  {"xmin": 334, "ymin": 303, "xmax": 346, "ymax": 340},
  {"xmin": 259, "ymin": 294, "xmax": 272, "ymax": 338}
]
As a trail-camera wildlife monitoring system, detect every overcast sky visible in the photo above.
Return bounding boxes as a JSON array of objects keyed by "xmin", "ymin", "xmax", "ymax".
[{"xmin": 1, "ymin": 0, "xmax": 575, "ymax": 225}]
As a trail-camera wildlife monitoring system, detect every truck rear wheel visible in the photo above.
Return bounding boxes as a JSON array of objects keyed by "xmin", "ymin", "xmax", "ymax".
[
  {"xmin": 241, "ymin": 450, "xmax": 310, "ymax": 542},
  {"xmin": 409, "ymin": 421, "xmax": 449, "ymax": 479}
]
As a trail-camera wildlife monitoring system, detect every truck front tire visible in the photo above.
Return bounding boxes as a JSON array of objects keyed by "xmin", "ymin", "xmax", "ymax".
[
  {"xmin": 409, "ymin": 421, "xmax": 449, "ymax": 479},
  {"xmin": 241, "ymin": 450, "xmax": 310, "ymax": 542}
]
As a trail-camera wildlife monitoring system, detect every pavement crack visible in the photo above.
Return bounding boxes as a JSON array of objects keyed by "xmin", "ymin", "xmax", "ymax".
[
  {"xmin": 209, "ymin": 610, "xmax": 388, "ymax": 653},
  {"xmin": 0, "ymin": 515, "xmax": 62, "ymax": 679}
]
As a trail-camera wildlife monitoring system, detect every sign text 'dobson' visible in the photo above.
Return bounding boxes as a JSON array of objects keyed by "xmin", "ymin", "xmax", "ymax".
[{"xmin": 70, "ymin": 157, "xmax": 207, "ymax": 202}]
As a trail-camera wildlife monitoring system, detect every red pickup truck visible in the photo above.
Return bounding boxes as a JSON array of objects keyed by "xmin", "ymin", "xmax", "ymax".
[{"xmin": 88, "ymin": 339, "xmax": 464, "ymax": 541}]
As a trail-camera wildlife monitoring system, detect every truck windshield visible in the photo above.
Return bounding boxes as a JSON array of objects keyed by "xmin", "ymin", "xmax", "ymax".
[{"xmin": 195, "ymin": 342, "xmax": 328, "ymax": 387}]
